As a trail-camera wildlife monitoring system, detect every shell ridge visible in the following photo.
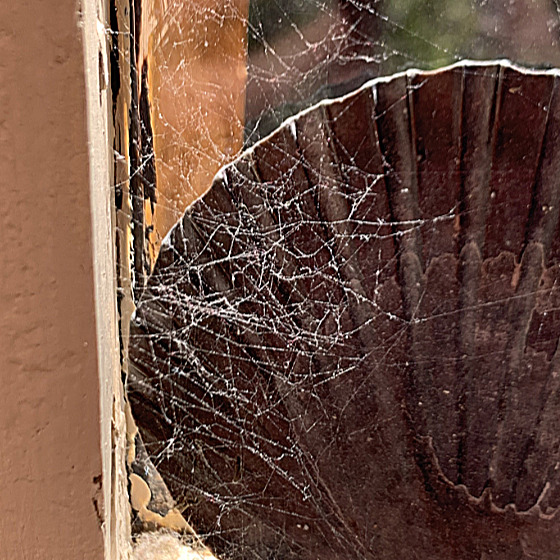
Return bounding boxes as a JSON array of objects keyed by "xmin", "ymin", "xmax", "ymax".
[
  {"xmin": 488, "ymin": 71, "xmax": 559, "ymax": 506},
  {"xmin": 456, "ymin": 64, "xmax": 503, "ymax": 498}
]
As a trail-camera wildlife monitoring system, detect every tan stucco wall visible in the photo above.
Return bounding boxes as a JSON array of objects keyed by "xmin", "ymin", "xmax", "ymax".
[{"xmin": 0, "ymin": 0, "xmax": 125, "ymax": 558}]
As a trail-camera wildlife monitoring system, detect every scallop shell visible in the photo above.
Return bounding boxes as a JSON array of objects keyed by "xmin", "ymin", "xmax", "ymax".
[{"xmin": 129, "ymin": 61, "xmax": 560, "ymax": 559}]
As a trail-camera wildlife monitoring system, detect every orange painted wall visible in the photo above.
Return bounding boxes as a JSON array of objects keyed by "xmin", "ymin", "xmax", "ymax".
[{"xmin": 141, "ymin": 0, "xmax": 249, "ymax": 259}]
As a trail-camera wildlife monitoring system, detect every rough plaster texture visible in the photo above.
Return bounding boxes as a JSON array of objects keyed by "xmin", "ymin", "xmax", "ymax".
[{"xmin": 0, "ymin": 0, "xmax": 125, "ymax": 558}]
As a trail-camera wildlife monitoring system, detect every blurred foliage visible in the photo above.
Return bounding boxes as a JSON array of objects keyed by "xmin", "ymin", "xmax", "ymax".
[
  {"xmin": 248, "ymin": 0, "xmax": 478, "ymax": 65},
  {"xmin": 381, "ymin": 0, "xmax": 478, "ymax": 71},
  {"xmin": 245, "ymin": 0, "xmax": 559, "ymax": 142}
]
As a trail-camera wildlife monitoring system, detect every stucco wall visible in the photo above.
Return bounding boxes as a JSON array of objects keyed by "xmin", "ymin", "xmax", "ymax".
[{"xmin": 0, "ymin": 0, "xmax": 124, "ymax": 558}]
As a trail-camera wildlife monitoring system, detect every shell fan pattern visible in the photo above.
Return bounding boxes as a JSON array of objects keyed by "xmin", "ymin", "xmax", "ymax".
[{"xmin": 129, "ymin": 61, "xmax": 560, "ymax": 560}]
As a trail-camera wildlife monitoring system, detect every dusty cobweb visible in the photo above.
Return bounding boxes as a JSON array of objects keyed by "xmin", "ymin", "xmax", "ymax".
[{"xmin": 120, "ymin": 2, "xmax": 560, "ymax": 559}]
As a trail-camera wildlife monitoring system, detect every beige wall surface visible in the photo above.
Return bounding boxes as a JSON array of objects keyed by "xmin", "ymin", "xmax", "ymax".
[{"xmin": 0, "ymin": 0, "xmax": 119, "ymax": 558}]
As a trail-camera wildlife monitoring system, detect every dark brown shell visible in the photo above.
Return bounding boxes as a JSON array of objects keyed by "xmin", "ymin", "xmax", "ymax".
[{"xmin": 129, "ymin": 61, "xmax": 560, "ymax": 559}]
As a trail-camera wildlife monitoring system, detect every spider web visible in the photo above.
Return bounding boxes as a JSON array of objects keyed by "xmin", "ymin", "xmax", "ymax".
[
  {"xmin": 119, "ymin": 2, "xmax": 560, "ymax": 559},
  {"xmin": 130, "ymin": 0, "xmax": 560, "ymax": 259}
]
